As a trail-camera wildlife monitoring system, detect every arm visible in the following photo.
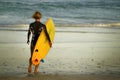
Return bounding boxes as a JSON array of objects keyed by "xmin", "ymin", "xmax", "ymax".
[
  {"xmin": 43, "ymin": 25, "xmax": 52, "ymax": 47},
  {"xmin": 27, "ymin": 25, "xmax": 31, "ymax": 45}
]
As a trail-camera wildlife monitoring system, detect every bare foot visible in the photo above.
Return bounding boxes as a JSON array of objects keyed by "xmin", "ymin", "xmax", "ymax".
[
  {"xmin": 34, "ymin": 69, "xmax": 39, "ymax": 75},
  {"xmin": 34, "ymin": 64, "xmax": 39, "ymax": 75},
  {"xmin": 28, "ymin": 65, "xmax": 32, "ymax": 73}
]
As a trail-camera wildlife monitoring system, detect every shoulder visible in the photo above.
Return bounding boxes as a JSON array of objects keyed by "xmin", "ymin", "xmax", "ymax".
[
  {"xmin": 40, "ymin": 22, "xmax": 45, "ymax": 27},
  {"xmin": 29, "ymin": 22, "xmax": 35, "ymax": 30},
  {"xmin": 40, "ymin": 22, "xmax": 46, "ymax": 29},
  {"xmin": 30, "ymin": 22, "xmax": 35, "ymax": 26}
]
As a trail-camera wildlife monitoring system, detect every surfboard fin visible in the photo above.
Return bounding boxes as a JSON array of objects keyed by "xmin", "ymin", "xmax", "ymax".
[{"xmin": 40, "ymin": 59, "xmax": 44, "ymax": 63}]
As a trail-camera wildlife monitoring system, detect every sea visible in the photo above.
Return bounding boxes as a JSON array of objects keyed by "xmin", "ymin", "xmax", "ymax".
[{"xmin": 0, "ymin": 0, "xmax": 120, "ymax": 27}]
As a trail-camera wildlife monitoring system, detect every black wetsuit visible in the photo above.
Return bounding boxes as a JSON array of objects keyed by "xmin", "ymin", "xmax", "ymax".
[{"xmin": 28, "ymin": 21, "xmax": 51, "ymax": 46}]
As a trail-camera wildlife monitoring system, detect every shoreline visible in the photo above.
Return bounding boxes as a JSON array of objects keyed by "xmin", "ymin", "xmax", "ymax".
[{"xmin": 0, "ymin": 26, "xmax": 120, "ymax": 35}]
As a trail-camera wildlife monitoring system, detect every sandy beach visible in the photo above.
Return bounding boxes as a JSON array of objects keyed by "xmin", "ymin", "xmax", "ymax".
[{"xmin": 0, "ymin": 27, "xmax": 120, "ymax": 80}]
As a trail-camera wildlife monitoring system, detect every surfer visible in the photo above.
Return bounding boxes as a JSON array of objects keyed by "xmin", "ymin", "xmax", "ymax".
[{"xmin": 27, "ymin": 11, "xmax": 52, "ymax": 74}]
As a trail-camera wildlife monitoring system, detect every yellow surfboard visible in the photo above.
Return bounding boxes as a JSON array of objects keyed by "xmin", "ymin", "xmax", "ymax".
[{"xmin": 32, "ymin": 18, "xmax": 55, "ymax": 66}]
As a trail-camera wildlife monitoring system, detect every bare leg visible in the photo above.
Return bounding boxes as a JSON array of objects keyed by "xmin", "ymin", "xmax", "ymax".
[
  {"xmin": 28, "ymin": 44, "xmax": 34, "ymax": 73},
  {"xmin": 34, "ymin": 64, "xmax": 39, "ymax": 74},
  {"xmin": 28, "ymin": 64, "xmax": 32, "ymax": 73}
]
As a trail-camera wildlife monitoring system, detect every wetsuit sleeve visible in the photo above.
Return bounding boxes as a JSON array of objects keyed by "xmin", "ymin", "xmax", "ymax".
[
  {"xmin": 43, "ymin": 25, "xmax": 51, "ymax": 42},
  {"xmin": 27, "ymin": 25, "xmax": 31, "ymax": 41}
]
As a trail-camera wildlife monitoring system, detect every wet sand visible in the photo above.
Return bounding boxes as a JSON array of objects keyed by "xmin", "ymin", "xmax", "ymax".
[
  {"xmin": 1, "ymin": 74, "xmax": 120, "ymax": 80},
  {"xmin": 0, "ymin": 27, "xmax": 120, "ymax": 80}
]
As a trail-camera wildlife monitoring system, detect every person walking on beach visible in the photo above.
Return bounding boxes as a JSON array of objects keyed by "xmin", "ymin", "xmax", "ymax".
[{"xmin": 27, "ymin": 11, "xmax": 52, "ymax": 74}]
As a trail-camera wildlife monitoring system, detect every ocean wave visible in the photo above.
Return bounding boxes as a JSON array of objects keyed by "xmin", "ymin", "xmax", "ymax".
[
  {"xmin": 0, "ymin": 23, "xmax": 120, "ymax": 34},
  {"xmin": 0, "ymin": 22, "xmax": 120, "ymax": 29},
  {"xmin": 56, "ymin": 23, "xmax": 120, "ymax": 27},
  {"xmin": 1, "ymin": 0, "xmax": 120, "ymax": 11}
]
